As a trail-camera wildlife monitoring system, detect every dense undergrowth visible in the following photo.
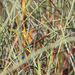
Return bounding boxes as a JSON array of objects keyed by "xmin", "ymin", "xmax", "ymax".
[{"xmin": 0, "ymin": 0, "xmax": 75, "ymax": 75}]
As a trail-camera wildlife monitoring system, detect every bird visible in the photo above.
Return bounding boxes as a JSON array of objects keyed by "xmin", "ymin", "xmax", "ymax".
[
  {"xmin": 21, "ymin": 28, "xmax": 37, "ymax": 54},
  {"xmin": 22, "ymin": 28, "xmax": 37, "ymax": 46},
  {"xmin": 27, "ymin": 28, "xmax": 37, "ymax": 44}
]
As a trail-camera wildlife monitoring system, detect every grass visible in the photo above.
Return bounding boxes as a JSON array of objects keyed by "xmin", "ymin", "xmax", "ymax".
[{"xmin": 0, "ymin": 0, "xmax": 75, "ymax": 75}]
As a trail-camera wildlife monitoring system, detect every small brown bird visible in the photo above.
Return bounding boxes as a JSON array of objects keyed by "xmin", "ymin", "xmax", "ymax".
[
  {"xmin": 21, "ymin": 28, "xmax": 37, "ymax": 54},
  {"xmin": 22, "ymin": 28, "xmax": 37, "ymax": 46},
  {"xmin": 27, "ymin": 28, "xmax": 37, "ymax": 44}
]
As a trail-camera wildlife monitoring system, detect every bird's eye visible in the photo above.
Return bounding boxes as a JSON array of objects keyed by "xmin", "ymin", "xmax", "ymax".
[{"xmin": 32, "ymin": 30, "xmax": 35, "ymax": 33}]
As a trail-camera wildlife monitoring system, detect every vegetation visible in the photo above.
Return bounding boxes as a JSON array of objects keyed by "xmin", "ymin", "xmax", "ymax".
[{"xmin": 0, "ymin": 0, "xmax": 75, "ymax": 75}]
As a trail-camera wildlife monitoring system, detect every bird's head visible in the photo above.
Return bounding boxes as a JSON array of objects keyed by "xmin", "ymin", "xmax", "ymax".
[{"xmin": 28, "ymin": 28, "xmax": 37, "ymax": 40}]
